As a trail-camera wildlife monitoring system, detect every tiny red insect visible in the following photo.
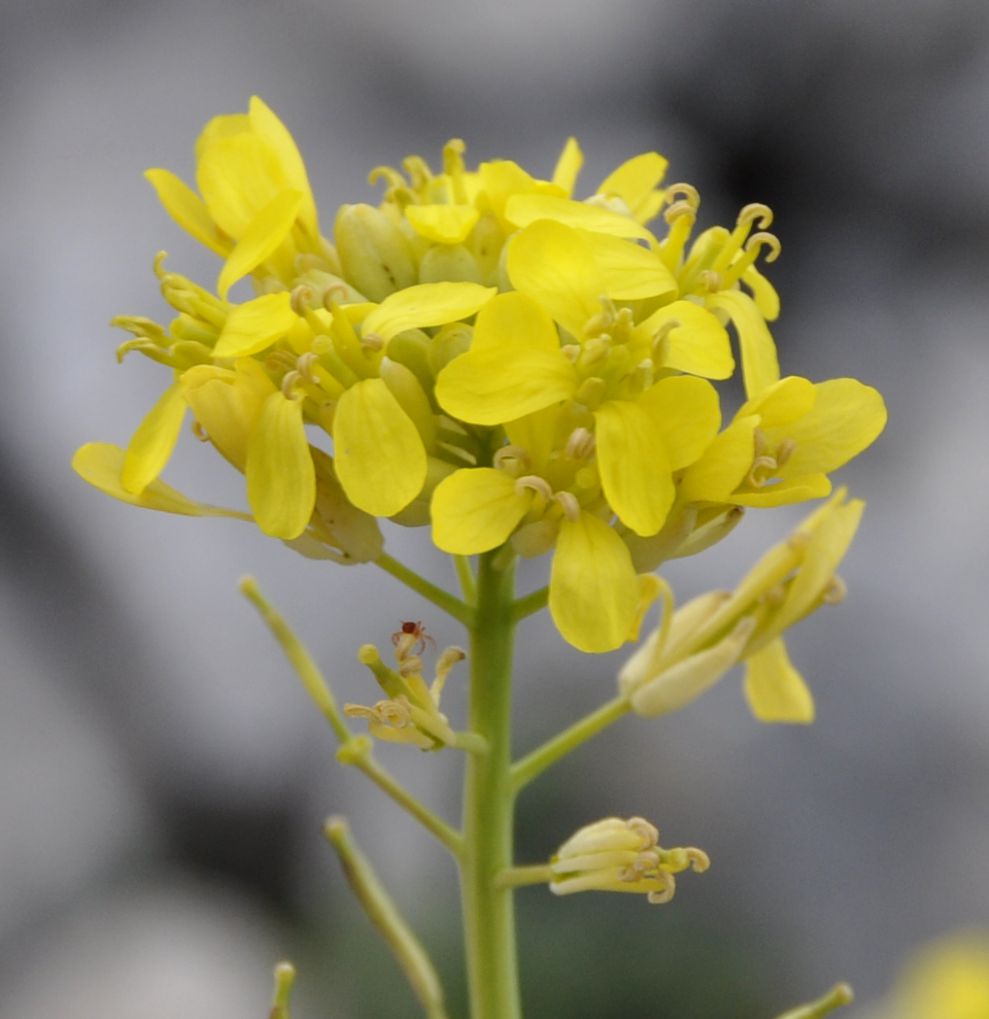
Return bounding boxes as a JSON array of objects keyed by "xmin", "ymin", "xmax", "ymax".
[{"xmin": 391, "ymin": 620, "xmax": 436, "ymax": 655}]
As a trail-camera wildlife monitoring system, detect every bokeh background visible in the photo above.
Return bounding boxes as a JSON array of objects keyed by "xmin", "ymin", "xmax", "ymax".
[{"xmin": 2, "ymin": 1, "xmax": 988, "ymax": 1016}]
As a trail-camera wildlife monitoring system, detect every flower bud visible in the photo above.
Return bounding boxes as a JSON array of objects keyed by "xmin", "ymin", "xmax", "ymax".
[{"xmin": 335, "ymin": 203, "xmax": 418, "ymax": 301}]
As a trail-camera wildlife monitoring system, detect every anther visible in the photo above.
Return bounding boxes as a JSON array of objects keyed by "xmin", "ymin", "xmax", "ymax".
[
  {"xmin": 745, "ymin": 231, "xmax": 782, "ymax": 263},
  {"xmin": 494, "ymin": 445, "xmax": 531, "ymax": 475},
  {"xmin": 699, "ymin": 269, "xmax": 722, "ymax": 292},
  {"xmin": 290, "ymin": 285, "xmax": 313, "ymax": 316},
  {"xmin": 361, "ymin": 332, "xmax": 385, "ymax": 352},
  {"xmin": 775, "ymin": 437, "xmax": 797, "ymax": 466},
  {"xmin": 746, "ymin": 454, "xmax": 778, "ymax": 488},
  {"xmin": 737, "ymin": 203, "xmax": 774, "ymax": 230},
  {"xmin": 554, "ymin": 491, "xmax": 581, "ymax": 522},
  {"xmin": 823, "ymin": 576, "xmax": 848, "ymax": 605},
  {"xmin": 296, "ymin": 352, "xmax": 320, "ymax": 383},
  {"xmin": 192, "ymin": 420, "xmax": 209, "ymax": 442},
  {"xmin": 662, "ymin": 183, "xmax": 700, "ymax": 210},
  {"xmin": 281, "ymin": 370, "xmax": 304, "ymax": 399},
  {"xmin": 565, "ymin": 427, "xmax": 596, "ymax": 461},
  {"xmin": 322, "ymin": 283, "xmax": 353, "ymax": 311},
  {"xmin": 664, "ymin": 199, "xmax": 697, "ymax": 225},
  {"xmin": 515, "ymin": 475, "xmax": 553, "ymax": 501}
]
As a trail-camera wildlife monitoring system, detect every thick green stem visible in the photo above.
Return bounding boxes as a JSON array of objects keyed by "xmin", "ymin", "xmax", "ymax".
[{"xmin": 460, "ymin": 553, "xmax": 521, "ymax": 1019}]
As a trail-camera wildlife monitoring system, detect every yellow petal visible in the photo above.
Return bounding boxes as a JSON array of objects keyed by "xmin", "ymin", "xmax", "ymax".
[
  {"xmin": 773, "ymin": 379, "xmax": 888, "ymax": 477},
  {"xmin": 122, "ymin": 381, "xmax": 187, "ymax": 493},
  {"xmin": 361, "ymin": 282, "xmax": 496, "ymax": 342},
  {"xmin": 743, "ymin": 638, "xmax": 815, "ymax": 723},
  {"xmin": 213, "ymin": 291, "xmax": 297, "ymax": 358},
  {"xmin": 248, "ymin": 96, "xmax": 319, "ymax": 237},
  {"xmin": 640, "ymin": 375, "xmax": 722, "ymax": 470},
  {"xmin": 595, "ymin": 152, "xmax": 668, "ymax": 222},
  {"xmin": 470, "ymin": 290, "xmax": 559, "ymax": 353},
  {"xmin": 707, "ymin": 289, "xmax": 780, "ymax": 397},
  {"xmin": 181, "ymin": 360, "xmax": 275, "ymax": 470},
  {"xmin": 550, "ymin": 513, "xmax": 640, "ymax": 653},
  {"xmin": 431, "ymin": 468, "xmax": 532, "ymax": 554},
  {"xmin": 680, "ymin": 415, "xmax": 759, "ymax": 503},
  {"xmin": 594, "ymin": 398, "xmax": 674, "ymax": 537},
  {"xmin": 333, "ymin": 378, "xmax": 427, "ymax": 517},
  {"xmin": 642, "ymin": 300, "xmax": 735, "ymax": 380},
  {"xmin": 552, "ymin": 137, "xmax": 583, "ymax": 195},
  {"xmin": 196, "ymin": 132, "xmax": 282, "ymax": 237},
  {"xmin": 405, "ymin": 204, "xmax": 480, "ymax": 245},
  {"xmin": 506, "ymin": 220, "xmax": 602, "ymax": 337},
  {"xmin": 770, "ymin": 491, "xmax": 863, "ymax": 634},
  {"xmin": 144, "ymin": 168, "xmax": 230, "ymax": 257},
  {"xmin": 73, "ymin": 442, "xmax": 249, "ymax": 519},
  {"xmin": 217, "ymin": 189, "xmax": 303, "ymax": 298},
  {"xmin": 738, "ymin": 375, "xmax": 816, "ymax": 427},
  {"xmin": 246, "ymin": 392, "xmax": 315, "ymax": 539},
  {"xmin": 436, "ymin": 347, "xmax": 575, "ymax": 425},
  {"xmin": 505, "ymin": 194, "xmax": 655, "ymax": 241},
  {"xmin": 731, "ymin": 474, "xmax": 832, "ymax": 507},
  {"xmin": 579, "ymin": 231, "xmax": 677, "ymax": 302}
]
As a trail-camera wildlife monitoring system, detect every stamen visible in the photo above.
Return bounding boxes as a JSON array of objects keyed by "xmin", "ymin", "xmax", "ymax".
[
  {"xmin": 663, "ymin": 199, "xmax": 697, "ymax": 225},
  {"xmin": 361, "ymin": 331, "xmax": 385, "ymax": 353},
  {"xmin": 699, "ymin": 268, "xmax": 722, "ymax": 292},
  {"xmin": 192, "ymin": 420, "xmax": 209, "ymax": 442},
  {"xmin": 296, "ymin": 352, "xmax": 320, "ymax": 384},
  {"xmin": 290, "ymin": 284, "xmax": 313, "ymax": 316},
  {"xmin": 322, "ymin": 283, "xmax": 353, "ymax": 311},
  {"xmin": 746, "ymin": 231, "xmax": 781, "ymax": 264},
  {"xmin": 746, "ymin": 454, "xmax": 778, "ymax": 487},
  {"xmin": 515, "ymin": 475, "xmax": 553, "ymax": 500},
  {"xmin": 281, "ymin": 370, "xmax": 304, "ymax": 399},
  {"xmin": 737, "ymin": 203, "xmax": 774, "ymax": 230},
  {"xmin": 443, "ymin": 138, "xmax": 468, "ymax": 204},
  {"xmin": 565, "ymin": 427, "xmax": 596, "ymax": 461},
  {"xmin": 646, "ymin": 874, "xmax": 676, "ymax": 905},
  {"xmin": 627, "ymin": 817, "xmax": 659, "ymax": 849},
  {"xmin": 662, "ymin": 183, "xmax": 700, "ymax": 210},
  {"xmin": 554, "ymin": 491, "xmax": 581, "ymax": 522},
  {"xmin": 775, "ymin": 437, "xmax": 797, "ymax": 466},
  {"xmin": 823, "ymin": 575, "xmax": 848, "ymax": 605},
  {"xmin": 494, "ymin": 444, "xmax": 531, "ymax": 475}
]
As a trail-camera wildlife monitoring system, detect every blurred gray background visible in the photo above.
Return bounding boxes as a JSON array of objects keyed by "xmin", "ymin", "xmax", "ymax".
[{"xmin": 1, "ymin": 0, "xmax": 987, "ymax": 1016}]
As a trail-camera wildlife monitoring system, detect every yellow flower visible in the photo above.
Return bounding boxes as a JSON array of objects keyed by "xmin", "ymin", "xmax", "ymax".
[
  {"xmin": 146, "ymin": 96, "xmax": 328, "ymax": 298},
  {"xmin": 876, "ymin": 931, "xmax": 989, "ymax": 1019},
  {"xmin": 549, "ymin": 816, "xmax": 709, "ymax": 905},
  {"xmin": 77, "ymin": 99, "xmax": 885, "ymax": 660},
  {"xmin": 620, "ymin": 489, "xmax": 863, "ymax": 723}
]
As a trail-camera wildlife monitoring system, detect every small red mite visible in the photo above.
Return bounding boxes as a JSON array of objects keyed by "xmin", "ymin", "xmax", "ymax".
[{"xmin": 392, "ymin": 620, "xmax": 436, "ymax": 655}]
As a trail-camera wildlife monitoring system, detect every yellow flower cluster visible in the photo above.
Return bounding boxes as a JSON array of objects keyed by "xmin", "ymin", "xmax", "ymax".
[{"xmin": 73, "ymin": 97, "xmax": 886, "ymax": 653}]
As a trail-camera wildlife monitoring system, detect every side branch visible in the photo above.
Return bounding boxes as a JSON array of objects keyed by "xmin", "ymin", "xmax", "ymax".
[
  {"xmin": 511, "ymin": 695, "xmax": 630, "ymax": 795},
  {"xmin": 376, "ymin": 553, "xmax": 474, "ymax": 625}
]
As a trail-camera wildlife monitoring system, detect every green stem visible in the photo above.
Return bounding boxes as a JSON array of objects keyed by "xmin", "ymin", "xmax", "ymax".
[
  {"xmin": 325, "ymin": 816, "xmax": 449, "ymax": 1019},
  {"xmin": 496, "ymin": 864, "xmax": 554, "ymax": 890},
  {"xmin": 376, "ymin": 553, "xmax": 474, "ymax": 625},
  {"xmin": 511, "ymin": 695, "xmax": 630, "ymax": 795},
  {"xmin": 269, "ymin": 961, "xmax": 296, "ymax": 1019},
  {"xmin": 460, "ymin": 552, "xmax": 521, "ymax": 1019},
  {"xmin": 338, "ymin": 739, "xmax": 462, "ymax": 857}
]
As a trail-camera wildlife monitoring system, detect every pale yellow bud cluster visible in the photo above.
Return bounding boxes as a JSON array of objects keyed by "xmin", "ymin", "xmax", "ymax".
[
  {"xmin": 344, "ymin": 629, "xmax": 467, "ymax": 751},
  {"xmin": 619, "ymin": 490, "xmax": 863, "ymax": 724},
  {"xmin": 549, "ymin": 817, "xmax": 709, "ymax": 905}
]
